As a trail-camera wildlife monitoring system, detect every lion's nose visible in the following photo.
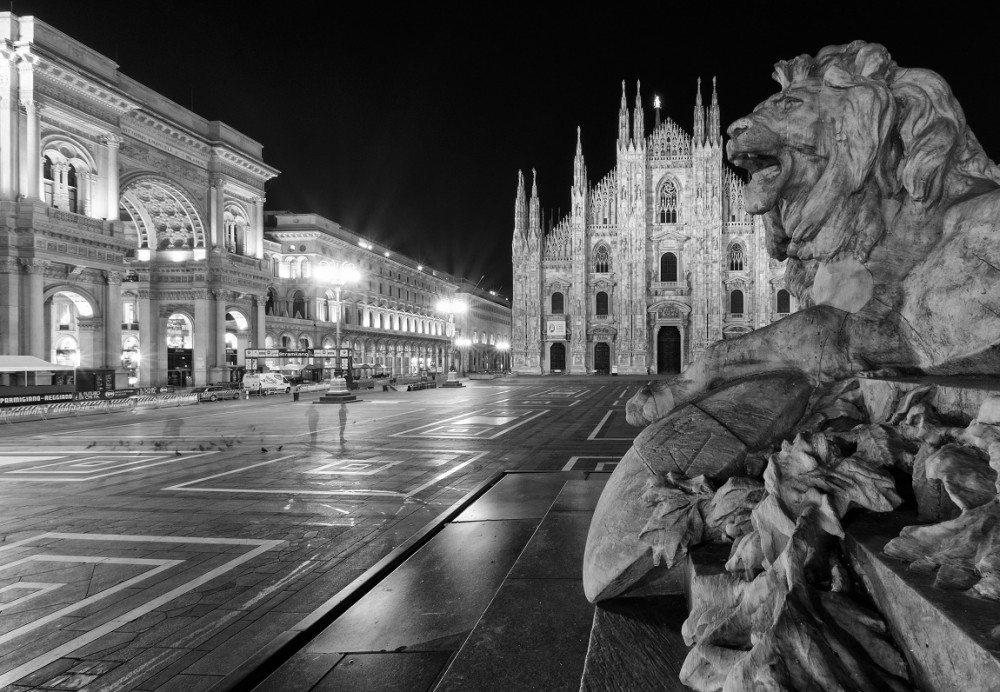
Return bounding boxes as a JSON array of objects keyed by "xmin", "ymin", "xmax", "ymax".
[{"xmin": 727, "ymin": 117, "xmax": 753, "ymax": 139}]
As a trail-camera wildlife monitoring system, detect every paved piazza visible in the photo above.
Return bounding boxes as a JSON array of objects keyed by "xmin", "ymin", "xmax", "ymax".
[{"xmin": 0, "ymin": 377, "xmax": 644, "ymax": 690}]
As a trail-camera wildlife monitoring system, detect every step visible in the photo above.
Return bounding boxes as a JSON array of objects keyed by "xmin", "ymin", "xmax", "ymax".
[{"xmin": 250, "ymin": 471, "xmax": 595, "ymax": 692}]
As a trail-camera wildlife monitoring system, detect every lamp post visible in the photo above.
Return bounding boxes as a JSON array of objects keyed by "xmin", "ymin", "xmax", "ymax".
[
  {"xmin": 496, "ymin": 340, "xmax": 510, "ymax": 374},
  {"xmin": 316, "ymin": 263, "xmax": 361, "ymax": 400},
  {"xmin": 436, "ymin": 298, "xmax": 466, "ymax": 387},
  {"xmin": 455, "ymin": 337, "xmax": 471, "ymax": 377}
]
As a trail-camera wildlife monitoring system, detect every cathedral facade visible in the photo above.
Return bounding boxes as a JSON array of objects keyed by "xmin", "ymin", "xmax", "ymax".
[{"xmin": 511, "ymin": 80, "xmax": 797, "ymax": 376}]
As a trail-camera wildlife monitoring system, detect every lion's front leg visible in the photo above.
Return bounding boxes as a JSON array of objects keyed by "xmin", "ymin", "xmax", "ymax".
[{"xmin": 628, "ymin": 306, "xmax": 873, "ymax": 428}]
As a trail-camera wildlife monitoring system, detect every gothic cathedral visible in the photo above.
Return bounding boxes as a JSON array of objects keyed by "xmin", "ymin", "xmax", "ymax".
[{"xmin": 511, "ymin": 79, "xmax": 796, "ymax": 375}]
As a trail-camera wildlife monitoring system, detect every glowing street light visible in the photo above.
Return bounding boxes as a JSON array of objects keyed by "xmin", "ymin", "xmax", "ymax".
[
  {"xmin": 436, "ymin": 298, "xmax": 466, "ymax": 384},
  {"xmin": 496, "ymin": 340, "xmax": 510, "ymax": 374},
  {"xmin": 316, "ymin": 263, "xmax": 361, "ymax": 380}
]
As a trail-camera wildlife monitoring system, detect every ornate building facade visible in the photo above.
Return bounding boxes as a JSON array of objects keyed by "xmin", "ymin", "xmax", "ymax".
[
  {"xmin": 512, "ymin": 80, "xmax": 797, "ymax": 375},
  {"xmin": 261, "ymin": 212, "xmax": 511, "ymax": 378},
  {"xmin": 0, "ymin": 12, "xmax": 511, "ymax": 388}
]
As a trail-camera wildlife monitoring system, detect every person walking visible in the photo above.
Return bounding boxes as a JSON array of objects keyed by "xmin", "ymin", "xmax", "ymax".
[
  {"xmin": 293, "ymin": 384, "xmax": 301, "ymax": 402},
  {"xmin": 339, "ymin": 403, "xmax": 348, "ymax": 445}
]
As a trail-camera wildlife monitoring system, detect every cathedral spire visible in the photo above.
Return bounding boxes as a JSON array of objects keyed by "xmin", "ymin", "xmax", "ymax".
[
  {"xmin": 693, "ymin": 77, "xmax": 705, "ymax": 146},
  {"xmin": 573, "ymin": 127, "xmax": 587, "ymax": 192},
  {"xmin": 617, "ymin": 80, "xmax": 630, "ymax": 148},
  {"xmin": 513, "ymin": 169, "xmax": 527, "ymax": 239},
  {"xmin": 654, "ymin": 94, "xmax": 662, "ymax": 129},
  {"xmin": 633, "ymin": 80, "xmax": 644, "ymax": 144},
  {"xmin": 708, "ymin": 76, "xmax": 721, "ymax": 146},
  {"xmin": 529, "ymin": 168, "xmax": 541, "ymax": 237}
]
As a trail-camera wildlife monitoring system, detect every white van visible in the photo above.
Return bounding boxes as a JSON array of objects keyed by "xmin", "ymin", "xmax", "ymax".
[{"xmin": 242, "ymin": 372, "xmax": 291, "ymax": 395}]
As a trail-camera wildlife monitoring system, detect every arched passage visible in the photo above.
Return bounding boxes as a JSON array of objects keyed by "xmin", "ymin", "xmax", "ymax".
[{"xmin": 550, "ymin": 342, "xmax": 566, "ymax": 372}]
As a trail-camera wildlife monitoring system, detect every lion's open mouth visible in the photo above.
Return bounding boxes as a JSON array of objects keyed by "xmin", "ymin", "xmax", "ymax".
[{"xmin": 732, "ymin": 152, "xmax": 782, "ymax": 182}]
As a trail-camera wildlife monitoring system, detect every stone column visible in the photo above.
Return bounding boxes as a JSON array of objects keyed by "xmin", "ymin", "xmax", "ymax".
[
  {"xmin": 0, "ymin": 48, "xmax": 17, "ymax": 201},
  {"xmin": 209, "ymin": 176, "xmax": 224, "ymax": 252},
  {"xmin": 214, "ymin": 289, "xmax": 228, "ymax": 369},
  {"xmin": 21, "ymin": 259, "xmax": 47, "ymax": 358},
  {"xmin": 79, "ymin": 170, "xmax": 93, "ymax": 217},
  {"xmin": 52, "ymin": 162, "xmax": 69, "ymax": 209},
  {"xmin": 254, "ymin": 294, "xmax": 267, "ymax": 348},
  {"xmin": 76, "ymin": 317, "xmax": 102, "ymax": 368},
  {"xmin": 138, "ymin": 290, "xmax": 153, "ymax": 385},
  {"xmin": 0, "ymin": 258, "xmax": 20, "ymax": 354},
  {"xmin": 251, "ymin": 195, "xmax": 264, "ymax": 259},
  {"xmin": 104, "ymin": 271, "xmax": 123, "ymax": 369},
  {"xmin": 99, "ymin": 135, "xmax": 123, "ymax": 221},
  {"xmin": 22, "ymin": 101, "xmax": 41, "ymax": 199},
  {"xmin": 194, "ymin": 291, "xmax": 210, "ymax": 386}
]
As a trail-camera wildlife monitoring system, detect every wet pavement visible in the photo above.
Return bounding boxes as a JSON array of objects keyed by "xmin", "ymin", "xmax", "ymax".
[{"xmin": 0, "ymin": 376, "xmax": 649, "ymax": 690}]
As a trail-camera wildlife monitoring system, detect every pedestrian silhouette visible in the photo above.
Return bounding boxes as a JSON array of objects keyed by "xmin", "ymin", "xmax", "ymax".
[
  {"xmin": 307, "ymin": 405, "xmax": 319, "ymax": 446},
  {"xmin": 339, "ymin": 403, "xmax": 348, "ymax": 445}
]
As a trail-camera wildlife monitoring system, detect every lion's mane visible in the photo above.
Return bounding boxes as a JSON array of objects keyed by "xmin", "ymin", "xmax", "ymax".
[{"xmin": 767, "ymin": 41, "xmax": 1000, "ymax": 304}]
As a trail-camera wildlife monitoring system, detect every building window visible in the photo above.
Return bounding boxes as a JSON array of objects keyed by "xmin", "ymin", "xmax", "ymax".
[
  {"xmin": 552, "ymin": 292, "xmax": 564, "ymax": 315},
  {"xmin": 777, "ymin": 289, "xmax": 791, "ymax": 314},
  {"xmin": 730, "ymin": 289, "xmax": 744, "ymax": 316},
  {"xmin": 728, "ymin": 244, "xmax": 746, "ymax": 271},
  {"xmin": 43, "ymin": 156, "xmax": 55, "ymax": 206},
  {"xmin": 660, "ymin": 252, "xmax": 678, "ymax": 282},
  {"xmin": 657, "ymin": 180, "xmax": 678, "ymax": 224},
  {"xmin": 596, "ymin": 291, "xmax": 609, "ymax": 316},
  {"xmin": 594, "ymin": 245, "xmax": 611, "ymax": 273}
]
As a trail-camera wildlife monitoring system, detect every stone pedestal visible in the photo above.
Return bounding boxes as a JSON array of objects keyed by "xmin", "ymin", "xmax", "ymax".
[
  {"xmin": 316, "ymin": 377, "xmax": 359, "ymax": 404},
  {"xmin": 441, "ymin": 370, "xmax": 464, "ymax": 388}
]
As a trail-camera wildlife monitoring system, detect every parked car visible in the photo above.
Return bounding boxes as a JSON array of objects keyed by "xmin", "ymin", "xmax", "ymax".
[{"xmin": 192, "ymin": 385, "xmax": 241, "ymax": 402}]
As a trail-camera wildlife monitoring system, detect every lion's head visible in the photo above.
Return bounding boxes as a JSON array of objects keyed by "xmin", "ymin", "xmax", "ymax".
[{"xmin": 727, "ymin": 41, "xmax": 1000, "ymax": 306}]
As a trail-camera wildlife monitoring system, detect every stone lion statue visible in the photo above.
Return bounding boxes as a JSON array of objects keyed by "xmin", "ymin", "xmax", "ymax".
[
  {"xmin": 588, "ymin": 38, "xmax": 1000, "ymax": 598},
  {"xmin": 628, "ymin": 40, "xmax": 1000, "ymax": 430},
  {"xmin": 585, "ymin": 40, "xmax": 1000, "ymax": 689}
]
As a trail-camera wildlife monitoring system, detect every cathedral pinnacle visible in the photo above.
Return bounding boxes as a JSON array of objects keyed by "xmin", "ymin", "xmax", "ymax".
[
  {"xmin": 633, "ymin": 79, "xmax": 644, "ymax": 143},
  {"xmin": 693, "ymin": 77, "xmax": 706, "ymax": 146},
  {"xmin": 513, "ymin": 169, "xmax": 528, "ymax": 239},
  {"xmin": 529, "ymin": 168, "xmax": 541, "ymax": 237},
  {"xmin": 708, "ymin": 76, "xmax": 721, "ymax": 146},
  {"xmin": 618, "ymin": 80, "xmax": 630, "ymax": 147}
]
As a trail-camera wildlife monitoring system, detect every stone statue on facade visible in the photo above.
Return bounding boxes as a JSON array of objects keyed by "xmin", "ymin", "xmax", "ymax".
[{"xmin": 584, "ymin": 41, "xmax": 1000, "ymax": 690}]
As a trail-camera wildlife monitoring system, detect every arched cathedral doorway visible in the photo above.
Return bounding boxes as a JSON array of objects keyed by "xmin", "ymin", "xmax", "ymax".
[
  {"xmin": 657, "ymin": 326, "xmax": 681, "ymax": 374},
  {"xmin": 550, "ymin": 343, "xmax": 566, "ymax": 372},
  {"xmin": 594, "ymin": 342, "xmax": 610, "ymax": 375}
]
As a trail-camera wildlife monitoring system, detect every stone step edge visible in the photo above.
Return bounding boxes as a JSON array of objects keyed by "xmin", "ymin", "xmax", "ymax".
[{"xmin": 209, "ymin": 471, "xmax": 509, "ymax": 692}]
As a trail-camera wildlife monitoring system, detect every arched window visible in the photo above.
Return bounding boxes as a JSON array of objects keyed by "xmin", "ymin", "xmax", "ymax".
[
  {"xmin": 728, "ymin": 244, "xmax": 746, "ymax": 271},
  {"xmin": 596, "ymin": 291, "xmax": 609, "ymax": 316},
  {"xmin": 777, "ymin": 289, "xmax": 791, "ymax": 314},
  {"xmin": 660, "ymin": 252, "xmax": 678, "ymax": 282},
  {"xmin": 658, "ymin": 180, "xmax": 678, "ymax": 224},
  {"xmin": 594, "ymin": 245, "xmax": 611, "ymax": 273},
  {"xmin": 67, "ymin": 165, "xmax": 78, "ymax": 213},
  {"xmin": 265, "ymin": 288, "xmax": 277, "ymax": 316},
  {"xmin": 43, "ymin": 156, "xmax": 55, "ymax": 207},
  {"xmin": 730, "ymin": 289, "xmax": 744, "ymax": 315},
  {"xmin": 551, "ymin": 292, "xmax": 564, "ymax": 314},
  {"xmin": 292, "ymin": 291, "xmax": 307, "ymax": 319}
]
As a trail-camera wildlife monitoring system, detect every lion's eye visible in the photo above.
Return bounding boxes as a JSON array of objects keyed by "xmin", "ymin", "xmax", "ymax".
[{"xmin": 780, "ymin": 96, "xmax": 803, "ymax": 111}]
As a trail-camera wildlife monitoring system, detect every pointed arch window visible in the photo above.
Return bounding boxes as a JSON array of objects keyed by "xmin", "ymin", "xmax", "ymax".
[
  {"xmin": 776, "ymin": 289, "xmax": 791, "ymax": 314},
  {"xmin": 596, "ymin": 291, "xmax": 609, "ymax": 316},
  {"xmin": 660, "ymin": 252, "xmax": 678, "ymax": 282},
  {"xmin": 728, "ymin": 244, "xmax": 746, "ymax": 271},
  {"xmin": 594, "ymin": 245, "xmax": 611, "ymax": 273},
  {"xmin": 551, "ymin": 291, "xmax": 564, "ymax": 315},
  {"xmin": 658, "ymin": 180, "xmax": 678, "ymax": 224}
]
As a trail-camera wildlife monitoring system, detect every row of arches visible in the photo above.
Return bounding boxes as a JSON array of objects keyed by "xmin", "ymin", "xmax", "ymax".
[{"xmin": 264, "ymin": 288, "xmax": 445, "ymax": 335}]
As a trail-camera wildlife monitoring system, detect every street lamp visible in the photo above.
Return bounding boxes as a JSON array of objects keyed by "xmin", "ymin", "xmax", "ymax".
[
  {"xmin": 455, "ymin": 337, "xmax": 471, "ymax": 377},
  {"xmin": 316, "ymin": 263, "xmax": 361, "ymax": 384},
  {"xmin": 496, "ymin": 340, "xmax": 510, "ymax": 374},
  {"xmin": 436, "ymin": 298, "xmax": 466, "ymax": 386}
]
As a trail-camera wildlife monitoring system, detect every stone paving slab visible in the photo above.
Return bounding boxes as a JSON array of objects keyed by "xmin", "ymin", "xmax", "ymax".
[{"xmin": 0, "ymin": 382, "xmax": 637, "ymax": 689}]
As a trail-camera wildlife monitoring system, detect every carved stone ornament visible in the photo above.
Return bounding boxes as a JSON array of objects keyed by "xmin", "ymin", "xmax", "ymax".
[{"xmin": 583, "ymin": 40, "xmax": 1000, "ymax": 691}]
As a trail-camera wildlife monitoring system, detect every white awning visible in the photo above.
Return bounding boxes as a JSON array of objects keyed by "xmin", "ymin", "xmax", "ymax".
[{"xmin": 0, "ymin": 356, "xmax": 75, "ymax": 373}]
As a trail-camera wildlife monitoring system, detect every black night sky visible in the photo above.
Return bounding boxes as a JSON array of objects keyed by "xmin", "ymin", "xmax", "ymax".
[{"xmin": 11, "ymin": 2, "xmax": 999, "ymax": 299}]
